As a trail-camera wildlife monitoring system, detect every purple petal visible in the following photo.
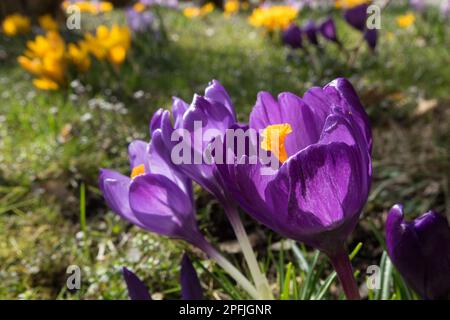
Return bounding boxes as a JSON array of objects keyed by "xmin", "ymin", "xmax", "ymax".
[
  {"xmin": 99, "ymin": 169, "xmax": 145, "ymax": 229},
  {"xmin": 129, "ymin": 174, "xmax": 198, "ymax": 242},
  {"xmin": 149, "ymin": 129, "xmax": 193, "ymax": 202},
  {"xmin": 364, "ymin": 28, "xmax": 377, "ymax": 51},
  {"xmin": 324, "ymin": 77, "xmax": 373, "ymax": 152},
  {"xmin": 204, "ymin": 79, "xmax": 236, "ymax": 121},
  {"xmin": 319, "ymin": 17, "xmax": 338, "ymax": 43},
  {"xmin": 128, "ymin": 140, "xmax": 149, "ymax": 171},
  {"xmin": 282, "ymin": 23, "xmax": 303, "ymax": 49},
  {"xmin": 180, "ymin": 254, "xmax": 204, "ymax": 300},
  {"xmin": 386, "ymin": 205, "xmax": 450, "ymax": 299},
  {"xmin": 343, "ymin": 4, "xmax": 368, "ymax": 31},
  {"xmin": 122, "ymin": 267, "xmax": 152, "ymax": 300},
  {"xmin": 172, "ymin": 97, "xmax": 190, "ymax": 129}
]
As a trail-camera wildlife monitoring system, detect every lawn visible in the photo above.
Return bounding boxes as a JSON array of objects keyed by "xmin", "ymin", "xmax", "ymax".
[{"xmin": 0, "ymin": 2, "xmax": 448, "ymax": 299}]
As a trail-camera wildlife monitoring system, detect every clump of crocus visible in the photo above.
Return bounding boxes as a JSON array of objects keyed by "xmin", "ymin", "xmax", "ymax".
[
  {"xmin": 84, "ymin": 25, "xmax": 131, "ymax": 66},
  {"xmin": 2, "ymin": 14, "xmax": 31, "ymax": 37},
  {"xmin": 123, "ymin": 254, "xmax": 203, "ymax": 300},
  {"xmin": 248, "ymin": 5, "xmax": 299, "ymax": 32},
  {"xmin": 38, "ymin": 14, "xmax": 59, "ymax": 31},
  {"xmin": 62, "ymin": 0, "xmax": 114, "ymax": 15},
  {"xmin": 18, "ymin": 31, "xmax": 67, "ymax": 90},
  {"xmin": 183, "ymin": 3, "xmax": 215, "ymax": 19},
  {"xmin": 396, "ymin": 12, "xmax": 416, "ymax": 29},
  {"xmin": 217, "ymin": 78, "xmax": 372, "ymax": 300},
  {"xmin": 282, "ymin": 23, "xmax": 302, "ymax": 49},
  {"xmin": 386, "ymin": 204, "xmax": 450, "ymax": 300}
]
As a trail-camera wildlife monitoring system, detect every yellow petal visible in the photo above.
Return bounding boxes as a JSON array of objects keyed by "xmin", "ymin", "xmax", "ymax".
[
  {"xmin": 33, "ymin": 77, "xmax": 59, "ymax": 90},
  {"xmin": 108, "ymin": 46, "xmax": 126, "ymax": 65}
]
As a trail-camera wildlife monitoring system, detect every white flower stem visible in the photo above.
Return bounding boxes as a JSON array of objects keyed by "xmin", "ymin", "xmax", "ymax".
[
  {"xmin": 197, "ymin": 237, "xmax": 259, "ymax": 299},
  {"xmin": 224, "ymin": 205, "xmax": 274, "ymax": 300}
]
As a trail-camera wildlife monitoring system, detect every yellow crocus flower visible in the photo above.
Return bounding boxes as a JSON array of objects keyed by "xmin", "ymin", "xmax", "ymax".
[
  {"xmin": 38, "ymin": 14, "xmax": 59, "ymax": 31},
  {"xmin": 84, "ymin": 25, "xmax": 131, "ymax": 66},
  {"xmin": 2, "ymin": 14, "xmax": 31, "ymax": 36},
  {"xmin": 396, "ymin": 12, "xmax": 416, "ymax": 29},
  {"xmin": 248, "ymin": 6, "xmax": 298, "ymax": 32}
]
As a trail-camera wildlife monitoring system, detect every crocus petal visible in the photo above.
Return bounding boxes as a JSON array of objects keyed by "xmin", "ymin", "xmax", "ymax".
[
  {"xmin": 180, "ymin": 254, "xmax": 204, "ymax": 300},
  {"xmin": 324, "ymin": 77, "xmax": 372, "ymax": 152},
  {"xmin": 99, "ymin": 169, "xmax": 146, "ymax": 229},
  {"xmin": 129, "ymin": 174, "xmax": 198, "ymax": 242},
  {"xmin": 204, "ymin": 79, "xmax": 236, "ymax": 121},
  {"xmin": 386, "ymin": 205, "xmax": 450, "ymax": 300},
  {"xmin": 128, "ymin": 140, "xmax": 149, "ymax": 170},
  {"xmin": 319, "ymin": 17, "xmax": 339, "ymax": 43},
  {"xmin": 343, "ymin": 4, "xmax": 368, "ymax": 31},
  {"xmin": 122, "ymin": 267, "xmax": 152, "ymax": 300},
  {"xmin": 149, "ymin": 129, "xmax": 193, "ymax": 202},
  {"xmin": 150, "ymin": 108, "xmax": 164, "ymax": 135},
  {"xmin": 172, "ymin": 97, "xmax": 190, "ymax": 129},
  {"xmin": 303, "ymin": 20, "xmax": 319, "ymax": 45},
  {"xmin": 364, "ymin": 28, "xmax": 377, "ymax": 51},
  {"xmin": 282, "ymin": 23, "xmax": 302, "ymax": 49},
  {"xmin": 275, "ymin": 142, "xmax": 362, "ymax": 224}
]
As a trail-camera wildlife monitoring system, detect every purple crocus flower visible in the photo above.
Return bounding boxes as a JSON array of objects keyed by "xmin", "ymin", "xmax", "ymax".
[
  {"xmin": 98, "ymin": 112, "xmax": 205, "ymax": 246},
  {"xmin": 126, "ymin": 7, "xmax": 154, "ymax": 33},
  {"xmin": 122, "ymin": 267, "xmax": 152, "ymax": 300},
  {"xmin": 216, "ymin": 78, "xmax": 372, "ymax": 299},
  {"xmin": 343, "ymin": 4, "xmax": 368, "ymax": 31},
  {"xmin": 364, "ymin": 28, "xmax": 377, "ymax": 50},
  {"xmin": 303, "ymin": 20, "xmax": 319, "ymax": 45},
  {"xmin": 122, "ymin": 253, "xmax": 203, "ymax": 300},
  {"xmin": 386, "ymin": 205, "xmax": 450, "ymax": 300},
  {"xmin": 282, "ymin": 23, "xmax": 303, "ymax": 49},
  {"xmin": 319, "ymin": 17, "xmax": 339, "ymax": 44},
  {"xmin": 180, "ymin": 254, "xmax": 204, "ymax": 300}
]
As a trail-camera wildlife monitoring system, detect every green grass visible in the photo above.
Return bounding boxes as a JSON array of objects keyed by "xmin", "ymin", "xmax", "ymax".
[{"xmin": 0, "ymin": 5, "xmax": 448, "ymax": 299}]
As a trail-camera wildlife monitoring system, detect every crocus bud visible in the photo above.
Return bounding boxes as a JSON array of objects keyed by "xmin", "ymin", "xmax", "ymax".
[
  {"xmin": 343, "ymin": 4, "xmax": 368, "ymax": 31},
  {"xmin": 386, "ymin": 204, "xmax": 450, "ymax": 300},
  {"xmin": 364, "ymin": 29, "xmax": 377, "ymax": 51},
  {"xmin": 122, "ymin": 267, "xmax": 152, "ymax": 300},
  {"xmin": 282, "ymin": 23, "xmax": 303, "ymax": 49},
  {"xmin": 181, "ymin": 254, "xmax": 204, "ymax": 300},
  {"xmin": 319, "ymin": 17, "xmax": 339, "ymax": 43},
  {"xmin": 303, "ymin": 20, "xmax": 319, "ymax": 45}
]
